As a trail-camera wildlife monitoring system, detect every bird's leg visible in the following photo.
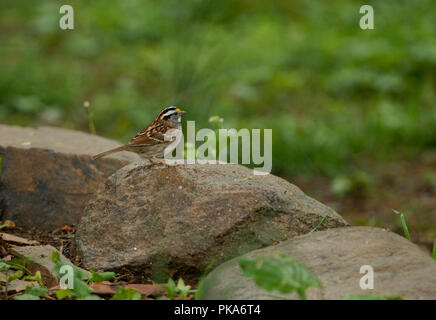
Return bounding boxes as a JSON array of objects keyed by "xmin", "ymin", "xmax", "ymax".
[{"xmin": 148, "ymin": 157, "xmax": 174, "ymax": 167}]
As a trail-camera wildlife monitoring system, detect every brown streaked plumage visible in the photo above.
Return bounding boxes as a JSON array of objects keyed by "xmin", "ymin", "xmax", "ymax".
[{"xmin": 92, "ymin": 106, "xmax": 186, "ymax": 160}]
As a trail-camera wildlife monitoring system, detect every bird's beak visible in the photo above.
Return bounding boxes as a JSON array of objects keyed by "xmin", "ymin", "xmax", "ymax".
[{"xmin": 178, "ymin": 110, "xmax": 186, "ymax": 115}]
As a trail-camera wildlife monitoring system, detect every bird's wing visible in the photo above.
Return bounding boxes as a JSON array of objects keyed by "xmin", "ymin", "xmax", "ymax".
[{"xmin": 128, "ymin": 122, "xmax": 167, "ymax": 146}]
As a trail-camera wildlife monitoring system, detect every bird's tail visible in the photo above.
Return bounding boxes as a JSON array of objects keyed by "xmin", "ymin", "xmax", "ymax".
[{"xmin": 92, "ymin": 146, "xmax": 127, "ymax": 160}]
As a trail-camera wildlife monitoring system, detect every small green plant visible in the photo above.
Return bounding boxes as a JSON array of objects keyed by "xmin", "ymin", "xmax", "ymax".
[
  {"xmin": 164, "ymin": 278, "xmax": 196, "ymax": 300},
  {"xmin": 88, "ymin": 270, "xmax": 115, "ymax": 283},
  {"xmin": 0, "ymin": 156, "xmax": 2, "ymax": 175},
  {"xmin": 23, "ymin": 270, "xmax": 43, "ymax": 285},
  {"xmin": 55, "ymin": 289, "xmax": 74, "ymax": 300},
  {"xmin": 51, "ymin": 251, "xmax": 93, "ymax": 298},
  {"xmin": 111, "ymin": 286, "xmax": 141, "ymax": 300},
  {"xmin": 193, "ymin": 259, "xmax": 217, "ymax": 300},
  {"xmin": 51, "ymin": 251, "xmax": 116, "ymax": 300},
  {"xmin": 0, "ymin": 261, "xmax": 10, "ymax": 272},
  {"xmin": 0, "ymin": 258, "xmax": 32, "ymax": 275},
  {"xmin": 0, "ymin": 257, "xmax": 47, "ymax": 300},
  {"xmin": 194, "ymin": 278, "xmax": 205, "ymax": 300},
  {"xmin": 393, "ymin": 210, "xmax": 411, "ymax": 241},
  {"xmin": 83, "ymin": 101, "xmax": 96, "ymax": 135},
  {"xmin": 239, "ymin": 253, "xmax": 322, "ymax": 300},
  {"xmin": 14, "ymin": 285, "xmax": 49, "ymax": 300},
  {"xmin": 7, "ymin": 269, "xmax": 23, "ymax": 283}
]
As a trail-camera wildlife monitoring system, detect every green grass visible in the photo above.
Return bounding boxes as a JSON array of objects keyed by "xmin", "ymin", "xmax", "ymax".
[
  {"xmin": 83, "ymin": 101, "xmax": 96, "ymax": 135},
  {"xmin": 393, "ymin": 210, "xmax": 411, "ymax": 241},
  {"xmin": 308, "ymin": 213, "xmax": 329, "ymax": 234},
  {"xmin": 1, "ymin": 0, "xmax": 436, "ymax": 177}
]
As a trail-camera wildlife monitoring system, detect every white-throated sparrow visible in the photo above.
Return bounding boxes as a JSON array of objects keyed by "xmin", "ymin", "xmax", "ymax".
[{"xmin": 92, "ymin": 106, "xmax": 186, "ymax": 162}]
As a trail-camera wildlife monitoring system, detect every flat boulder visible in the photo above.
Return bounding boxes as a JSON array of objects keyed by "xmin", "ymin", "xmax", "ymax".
[
  {"xmin": 74, "ymin": 162, "xmax": 347, "ymax": 281},
  {"xmin": 0, "ymin": 125, "xmax": 139, "ymax": 230},
  {"xmin": 199, "ymin": 227, "xmax": 436, "ymax": 300}
]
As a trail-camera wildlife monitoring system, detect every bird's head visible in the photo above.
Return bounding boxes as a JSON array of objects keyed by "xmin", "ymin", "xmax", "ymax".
[{"xmin": 158, "ymin": 106, "xmax": 186, "ymax": 127}]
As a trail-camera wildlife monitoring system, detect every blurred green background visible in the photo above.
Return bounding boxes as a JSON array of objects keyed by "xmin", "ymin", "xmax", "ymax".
[{"xmin": 1, "ymin": 0, "xmax": 435, "ymax": 242}]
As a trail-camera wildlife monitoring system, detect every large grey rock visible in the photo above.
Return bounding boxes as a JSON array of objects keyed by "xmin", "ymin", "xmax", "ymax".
[
  {"xmin": 74, "ymin": 162, "xmax": 347, "ymax": 281},
  {"xmin": 0, "ymin": 125, "xmax": 139, "ymax": 230},
  {"xmin": 0, "ymin": 124, "xmax": 138, "ymax": 162},
  {"xmin": 199, "ymin": 227, "xmax": 436, "ymax": 300}
]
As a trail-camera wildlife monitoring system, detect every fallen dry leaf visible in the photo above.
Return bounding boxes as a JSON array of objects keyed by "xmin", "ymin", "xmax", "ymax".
[
  {"xmin": 91, "ymin": 282, "xmax": 117, "ymax": 295},
  {"xmin": 61, "ymin": 225, "xmax": 73, "ymax": 232},
  {"xmin": 0, "ymin": 233, "xmax": 39, "ymax": 245},
  {"xmin": 49, "ymin": 285, "xmax": 60, "ymax": 291},
  {"xmin": 7, "ymin": 280, "xmax": 39, "ymax": 293},
  {"xmin": 124, "ymin": 284, "xmax": 165, "ymax": 297}
]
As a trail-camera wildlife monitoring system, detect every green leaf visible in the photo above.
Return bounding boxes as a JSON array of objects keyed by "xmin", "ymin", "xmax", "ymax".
[
  {"xmin": 177, "ymin": 278, "xmax": 190, "ymax": 292},
  {"xmin": 51, "ymin": 252, "xmax": 90, "ymax": 280},
  {"xmin": 0, "ymin": 156, "xmax": 3, "ymax": 175},
  {"xmin": 14, "ymin": 294, "xmax": 40, "ymax": 300},
  {"xmin": 51, "ymin": 251, "xmax": 93, "ymax": 298},
  {"xmin": 25, "ymin": 285, "xmax": 48, "ymax": 297},
  {"xmin": 194, "ymin": 278, "xmax": 205, "ymax": 300},
  {"xmin": 0, "ymin": 261, "xmax": 10, "ymax": 272},
  {"xmin": 176, "ymin": 278, "xmax": 194, "ymax": 299},
  {"xmin": 111, "ymin": 286, "xmax": 141, "ymax": 300},
  {"xmin": 7, "ymin": 270, "xmax": 23, "ymax": 282},
  {"xmin": 55, "ymin": 289, "xmax": 74, "ymax": 300},
  {"xmin": 51, "ymin": 251, "xmax": 60, "ymax": 264},
  {"xmin": 239, "ymin": 253, "xmax": 322, "ymax": 300},
  {"xmin": 2, "ymin": 260, "xmax": 32, "ymax": 275},
  {"xmin": 165, "ymin": 278, "xmax": 177, "ymax": 300},
  {"xmin": 393, "ymin": 210, "xmax": 411, "ymax": 241},
  {"xmin": 71, "ymin": 277, "xmax": 93, "ymax": 297},
  {"xmin": 23, "ymin": 271, "xmax": 43, "ymax": 285},
  {"xmin": 88, "ymin": 270, "xmax": 115, "ymax": 283},
  {"xmin": 11, "ymin": 256, "xmax": 34, "ymax": 266}
]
